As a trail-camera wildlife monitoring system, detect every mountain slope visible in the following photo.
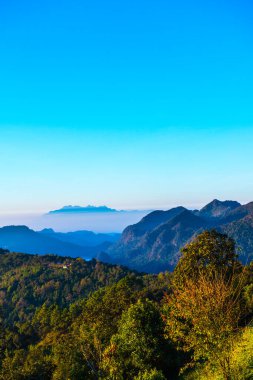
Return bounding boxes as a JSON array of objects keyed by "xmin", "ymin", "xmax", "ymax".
[
  {"xmin": 112, "ymin": 207, "xmax": 187, "ymax": 249},
  {"xmin": 107, "ymin": 200, "xmax": 253, "ymax": 272},
  {"xmin": 108, "ymin": 210, "xmax": 209, "ymax": 273},
  {"xmin": 221, "ymin": 201, "xmax": 253, "ymax": 224}
]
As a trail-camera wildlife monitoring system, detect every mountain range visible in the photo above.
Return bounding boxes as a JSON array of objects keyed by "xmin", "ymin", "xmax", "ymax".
[
  {"xmin": 106, "ymin": 199, "xmax": 253, "ymax": 272},
  {"xmin": 0, "ymin": 226, "xmax": 120, "ymax": 259},
  {"xmin": 0, "ymin": 199, "xmax": 253, "ymax": 273}
]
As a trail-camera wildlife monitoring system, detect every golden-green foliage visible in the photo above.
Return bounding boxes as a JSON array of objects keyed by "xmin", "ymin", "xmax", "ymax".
[
  {"xmin": 163, "ymin": 230, "xmax": 249, "ymax": 378},
  {"xmin": 163, "ymin": 271, "xmax": 244, "ymax": 363},
  {"xmin": 134, "ymin": 368, "xmax": 166, "ymax": 380},
  {"xmin": 184, "ymin": 327, "xmax": 253, "ymax": 380}
]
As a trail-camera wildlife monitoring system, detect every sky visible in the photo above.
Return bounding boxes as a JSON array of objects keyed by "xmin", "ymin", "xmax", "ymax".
[{"xmin": 0, "ymin": 0, "xmax": 253, "ymax": 215}]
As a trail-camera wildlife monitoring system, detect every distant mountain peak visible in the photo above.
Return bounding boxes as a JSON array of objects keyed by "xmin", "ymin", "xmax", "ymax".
[
  {"xmin": 40, "ymin": 228, "xmax": 55, "ymax": 234},
  {"xmin": 1, "ymin": 225, "xmax": 32, "ymax": 232},
  {"xmin": 198, "ymin": 199, "xmax": 241, "ymax": 219},
  {"xmin": 48, "ymin": 205, "xmax": 117, "ymax": 214}
]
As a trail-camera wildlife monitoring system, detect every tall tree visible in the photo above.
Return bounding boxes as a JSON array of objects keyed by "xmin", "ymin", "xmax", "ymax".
[
  {"xmin": 173, "ymin": 230, "xmax": 240, "ymax": 287},
  {"xmin": 163, "ymin": 231, "xmax": 246, "ymax": 379}
]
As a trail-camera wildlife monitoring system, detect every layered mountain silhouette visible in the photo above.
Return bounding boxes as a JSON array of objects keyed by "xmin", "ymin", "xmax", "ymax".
[
  {"xmin": 1, "ymin": 200, "xmax": 253, "ymax": 273},
  {"xmin": 107, "ymin": 200, "xmax": 253, "ymax": 273},
  {"xmin": 0, "ymin": 226, "xmax": 119, "ymax": 259},
  {"xmin": 39, "ymin": 228, "xmax": 120, "ymax": 246}
]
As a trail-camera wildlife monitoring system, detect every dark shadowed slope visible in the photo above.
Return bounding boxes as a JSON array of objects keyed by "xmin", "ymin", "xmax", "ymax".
[
  {"xmin": 114, "ymin": 207, "xmax": 187, "ymax": 247},
  {"xmin": 220, "ymin": 215, "xmax": 253, "ymax": 264},
  {"xmin": 221, "ymin": 201, "xmax": 253, "ymax": 224}
]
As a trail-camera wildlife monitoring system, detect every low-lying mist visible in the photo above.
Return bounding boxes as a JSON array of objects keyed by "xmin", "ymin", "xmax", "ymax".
[{"xmin": 0, "ymin": 211, "xmax": 150, "ymax": 233}]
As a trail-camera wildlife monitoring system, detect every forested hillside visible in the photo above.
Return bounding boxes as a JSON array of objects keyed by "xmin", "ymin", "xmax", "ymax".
[
  {"xmin": 0, "ymin": 250, "xmax": 137, "ymax": 327},
  {"xmin": 0, "ymin": 230, "xmax": 252, "ymax": 379}
]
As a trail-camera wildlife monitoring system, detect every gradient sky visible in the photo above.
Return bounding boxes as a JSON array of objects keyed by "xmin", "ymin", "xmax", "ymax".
[{"xmin": 0, "ymin": 0, "xmax": 253, "ymax": 213}]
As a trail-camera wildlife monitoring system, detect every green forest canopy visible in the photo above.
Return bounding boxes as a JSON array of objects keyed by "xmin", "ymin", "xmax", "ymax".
[{"xmin": 0, "ymin": 230, "xmax": 252, "ymax": 379}]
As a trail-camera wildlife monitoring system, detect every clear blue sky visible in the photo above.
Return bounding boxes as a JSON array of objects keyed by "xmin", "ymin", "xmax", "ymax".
[{"xmin": 0, "ymin": 0, "xmax": 253, "ymax": 213}]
